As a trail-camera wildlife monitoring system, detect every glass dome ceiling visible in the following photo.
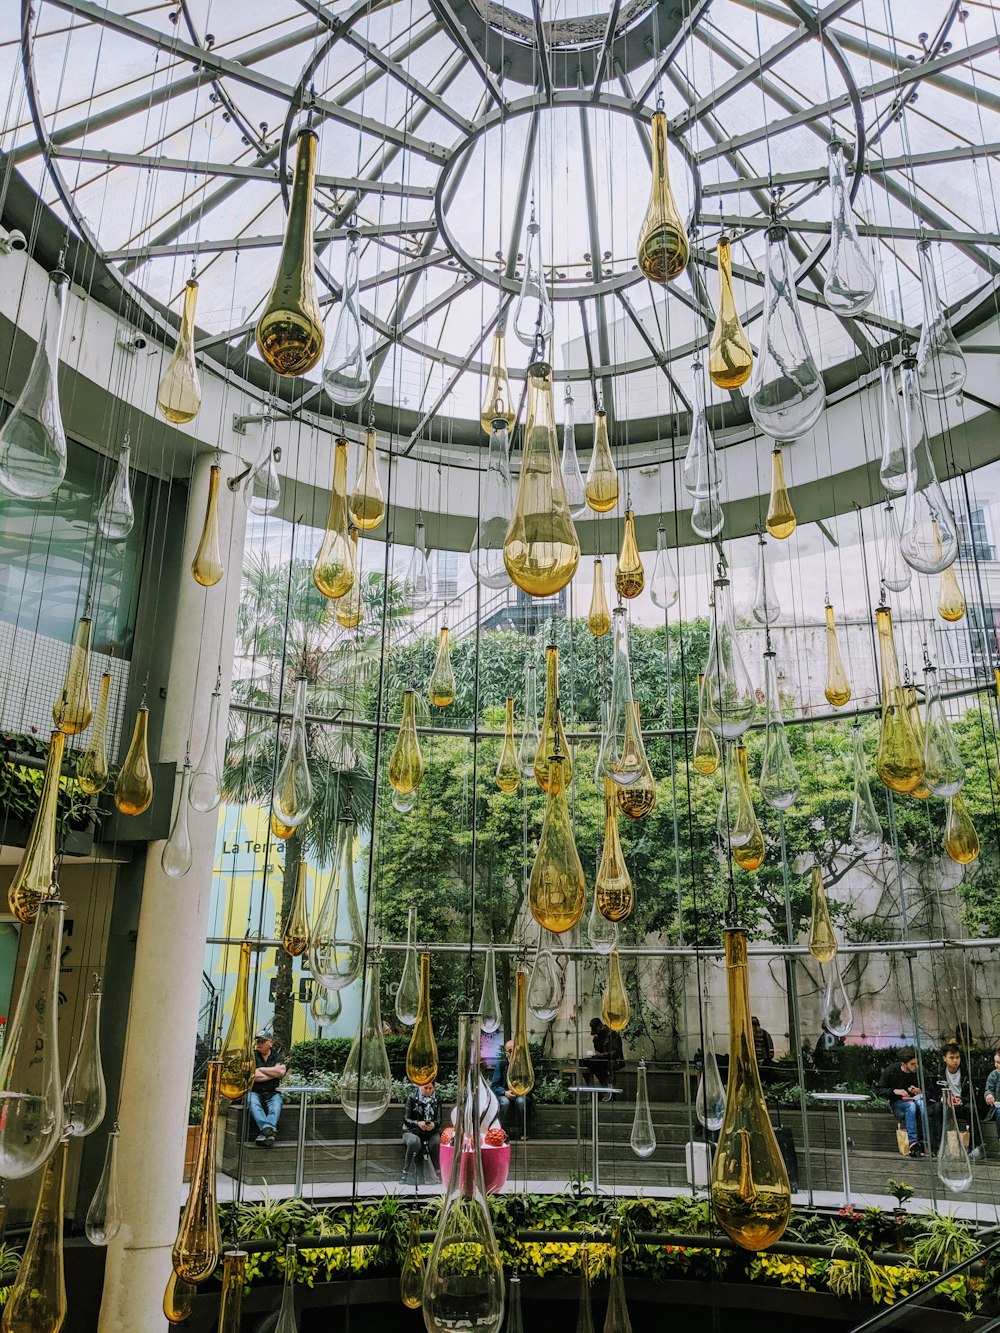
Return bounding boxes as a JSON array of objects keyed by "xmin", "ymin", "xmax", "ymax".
[{"xmin": 4, "ymin": 0, "xmax": 1000, "ymax": 451}]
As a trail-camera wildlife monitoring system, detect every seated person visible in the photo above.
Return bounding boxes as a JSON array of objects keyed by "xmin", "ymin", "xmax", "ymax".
[
  {"xmin": 401, "ymin": 1079, "xmax": 442, "ymax": 1185},
  {"xmin": 249, "ymin": 1032, "xmax": 287, "ymax": 1146},
  {"xmin": 937, "ymin": 1042, "xmax": 975, "ymax": 1148},
  {"xmin": 877, "ymin": 1046, "xmax": 930, "ymax": 1156},
  {"xmin": 581, "ymin": 1018, "xmax": 624, "ymax": 1099},
  {"xmin": 984, "ymin": 1048, "xmax": 1000, "ymax": 1140},
  {"xmin": 491, "ymin": 1040, "xmax": 530, "ymax": 1136}
]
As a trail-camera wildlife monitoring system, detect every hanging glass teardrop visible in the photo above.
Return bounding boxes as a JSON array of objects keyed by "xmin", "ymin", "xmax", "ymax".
[
  {"xmin": 766, "ymin": 447, "xmax": 796, "ymax": 540},
  {"xmin": 513, "ymin": 207, "xmax": 554, "ymax": 347},
  {"xmin": 944, "ymin": 792, "xmax": 979, "ymax": 865},
  {"xmin": 528, "ymin": 931, "xmax": 563, "ymax": 1022},
  {"xmin": 478, "ymin": 947, "xmax": 502, "ymax": 1034},
  {"xmin": 219, "ymin": 939, "xmax": 255, "ymax": 1100},
  {"xmin": 481, "ymin": 326, "xmax": 515, "ymax": 434},
  {"xmin": 510, "ymin": 969, "xmax": 536, "ymax": 1093},
  {"xmin": 601, "ymin": 608, "xmax": 651, "ymax": 786},
  {"xmin": 601, "ymin": 948, "xmax": 630, "ymax": 1032},
  {"xmin": 271, "ymin": 1243, "xmax": 300, "ymax": 1332},
  {"xmin": 824, "ymin": 603, "xmax": 852, "ymax": 708},
  {"xmin": 717, "ymin": 742, "xmax": 756, "ymax": 849},
  {"xmin": 748, "ymin": 224, "xmax": 825, "ymax": 440},
  {"xmin": 0, "ymin": 268, "xmax": 69, "ymax": 498},
  {"xmin": 396, "ymin": 906, "xmax": 420, "ymax": 1025},
  {"xmin": 938, "ymin": 562, "xmax": 966, "ymax": 622},
  {"xmin": 400, "ymin": 1217, "xmax": 425, "ymax": 1310},
  {"xmin": 389, "ymin": 689, "xmax": 424, "ymax": 796},
  {"xmin": 471, "ymin": 418, "xmax": 513, "ymax": 589},
  {"xmin": 534, "ymin": 643, "xmax": 573, "ymax": 792},
  {"xmin": 878, "ymin": 360, "xmax": 907, "ymax": 495},
  {"xmin": 161, "ymin": 761, "xmax": 194, "ymax": 878},
  {"xmin": 323, "ymin": 228, "xmax": 371, "ymax": 405},
  {"xmin": 936, "ymin": 1087, "xmax": 973, "ymax": 1192},
  {"xmin": 821, "ymin": 957, "xmax": 853, "ymax": 1038},
  {"xmin": 63, "ymin": 976, "xmax": 106, "ymax": 1136},
  {"xmin": 191, "ymin": 463, "xmax": 224, "ymax": 587},
  {"xmin": 682, "ymin": 360, "xmax": 722, "ymax": 501},
  {"xmin": 630, "ymin": 1060, "xmax": 656, "ymax": 1158},
  {"xmin": 692, "ymin": 673, "xmax": 721, "ymax": 776},
  {"xmin": 97, "ymin": 436, "xmax": 135, "ymax": 539},
  {"xmin": 189, "ymin": 687, "xmax": 224, "ymax": 812},
  {"xmin": 530, "ymin": 748, "xmax": 586, "ymax": 934},
  {"xmin": 561, "ymin": 385, "xmax": 588, "ymax": 518},
  {"xmin": 881, "ymin": 504, "xmax": 911, "ymax": 593},
  {"xmin": 496, "ymin": 698, "xmax": 521, "ymax": 793},
  {"xmin": 404, "ymin": 521, "xmax": 433, "ymax": 612},
  {"xmin": 54, "ymin": 614, "xmax": 93, "ymax": 735},
  {"xmin": 731, "ymin": 747, "xmax": 765, "ymax": 872},
  {"xmin": 85, "ymin": 1126, "xmax": 122, "ymax": 1245},
  {"xmin": 759, "ymin": 650, "xmax": 798, "ymax": 810},
  {"xmin": 341, "ymin": 962, "xmax": 393, "ymax": 1124},
  {"xmin": 588, "ymin": 892, "xmax": 619, "ymax": 955},
  {"xmin": 696, "ymin": 1004, "xmax": 726, "ymax": 1131},
  {"xmin": 311, "ymin": 979, "xmax": 342, "ymax": 1026},
  {"xmin": 923, "ymin": 665, "xmax": 964, "ymax": 797},
  {"xmin": 348, "ymin": 425, "xmax": 385, "ymax": 531},
  {"xmin": 273, "ymin": 676, "xmax": 313, "ymax": 828},
  {"xmin": 313, "ymin": 436, "xmax": 353, "ymax": 600},
  {"xmin": 310, "ymin": 819, "xmax": 364, "ymax": 989},
  {"xmin": 335, "ymin": 527, "xmax": 364, "ymax": 630},
  {"xmin": 712, "ymin": 929, "xmax": 791, "ymax": 1249},
  {"xmin": 584, "ymin": 406, "xmax": 619, "ymax": 514},
  {"xmin": 649, "ymin": 525, "xmax": 679, "ymax": 610},
  {"xmin": 849, "ymin": 722, "xmax": 882, "ymax": 854},
  {"xmin": 752, "ymin": 537, "xmax": 780, "ymax": 626},
  {"xmin": 875, "ymin": 605, "xmax": 924, "ymax": 794},
  {"xmin": 2, "ymin": 1137, "xmax": 68, "ymax": 1329},
  {"xmin": 636, "ymin": 107, "xmax": 689, "ymax": 283},
  {"xmin": 615, "ymin": 509, "xmax": 644, "ymax": 599},
  {"xmin": 172, "ymin": 1055, "xmax": 222, "ymax": 1282},
  {"xmin": 807, "ymin": 866, "xmax": 837, "ymax": 963},
  {"xmin": 282, "ymin": 860, "xmax": 311, "ymax": 958},
  {"xmin": 163, "ymin": 1271, "xmax": 196, "ymax": 1325},
  {"xmin": 114, "ymin": 706, "xmax": 153, "ymax": 816},
  {"xmin": 406, "ymin": 953, "xmax": 438, "ymax": 1085},
  {"xmin": 423, "ymin": 1013, "xmax": 505, "ymax": 1333},
  {"xmin": 702, "ymin": 567, "xmax": 757, "ymax": 738},
  {"xmin": 243, "ymin": 413, "xmax": 280, "ymax": 516},
  {"xmin": 915, "ymin": 238, "xmax": 966, "ymax": 400},
  {"xmin": 596, "ymin": 778, "xmax": 633, "ymax": 921},
  {"xmin": 616, "ymin": 703, "xmax": 656, "ymax": 819},
  {"xmin": 217, "ymin": 1249, "xmax": 248, "ymax": 1333},
  {"xmin": 8, "ymin": 730, "xmax": 64, "ymax": 924},
  {"xmin": 78, "ymin": 672, "xmax": 112, "ymax": 796},
  {"xmin": 823, "ymin": 140, "xmax": 875, "ymax": 314},
  {"xmin": 520, "ymin": 658, "xmax": 540, "ymax": 781},
  {"xmin": 710, "ymin": 234, "xmax": 752, "ymax": 389},
  {"xmin": 256, "ymin": 127, "xmax": 324, "ymax": 376},
  {"xmin": 428, "ymin": 624, "xmax": 457, "ymax": 707},
  {"xmin": 898, "ymin": 359, "xmax": 959, "ymax": 574},
  {"xmin": 157, "ymin": 277, "xmax": 202, "ymax": 423},
  {"xmin": 691, "ymin": 492, "xmax": 725, "ymax": 542},
  {"xmin": 905, "ymin": 683, "xmax": 931, "ymax": 802},
  {"xmin": 588, "ymin": 558, "xmax": 612, "ymax": 636}
]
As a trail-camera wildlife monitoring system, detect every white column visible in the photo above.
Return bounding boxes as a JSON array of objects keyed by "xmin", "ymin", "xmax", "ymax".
[{"xmin": 98, "ymin": 454, "xmax": 247, "ymax": 1332}]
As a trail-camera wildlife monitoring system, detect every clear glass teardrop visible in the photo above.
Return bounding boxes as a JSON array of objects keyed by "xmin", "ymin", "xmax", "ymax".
[
  {"xmin": 478, "ymin": 948, "xmax": 502, "ymax": 1034},
  {"xmin": 513, "ymin": 211, "xmax": 554, "ymax": 347},
  {"xmin": 587, "ymin": 891, "xmax": 619, "ymax": 954},
  {"xmin": 561, "ymin": 386, "xmax": 588, "ymax": 519},
  {"xmin": 702, "ymin": 568, "xmax": 757, "ymax": 739},
  {"xmin": 85, "ymin": 1126, "xmax": 122, "ymax": 1245},
  {"xmin": 404, "ymin": 522, "xmax": 433, "ymax": 612},
  {"xmin": 527, "ymin": 933, "xmax": 562, "ymax": 1022},
  {"xmin": 936, "ymin": 1088, "xmax": 973, "ymax": 1192},
  {"xmin": 395, "ymin": 905, "xmax": 420, "ymax": 1026},
  {"xmin": 309, "ymin": 819, "xmax": 365, "ymax": 989},
  {"xmin": 243, "ymin": 414, "xmax": 280, "ymax": 515},
  {"xmin": 519, "ymin": 658, "xmax": 540, "ymax": 780},
  {"xmin": 916, "ymin": 239, "xmax": 966, "ymax": 401},
  {"xmin": 0, "ymin": 269, "xmax": 69, "ymax": 498},
  {"xmin": 696, "ymin": 1010, "xmax": 726, "ymax": 1132},
  {"xmin": 97, "ymin": 439, "xmax": 135, "ymax": 539},
  {"xmin": 630, "ymin": 1061, "xmax": 656, "ymax": 1158},
  {"xmin": 897, "ymin": 360, "xmax": 960, "ymax": 575},
  {"xmin": 682, "ymin": 361, "xmax": 722, "ymax": 499},
  {"xmin": 878, "ymin": 361, "xmax": 908, "ymax": 496},
  {"xmin": 650, "ymin": 525, "xmax": 679, "ymax": 610},
  {"xmin": 823, "ymin": 140, "xmax": 875, "ymax": 315},
  {"xmin": 820, "ymin": 958, "xmax": 853, "ymax": 1039},
  {"xmin": 759, "ymin": 651, "xmax": 799, "ymax": 810},
  {"xmin": 922, "ymin": 664, "xmax": 965, "ymax": 798},
  {"xmin": 752, "ymin": 537, "xmax": 780, "ymax": 626},
  {"xmin": 272, "ymin": 676, "xmax": 314, "ymax": 828},
  {"xmin": 471, "ymin": 420, "xmax": 513, "ymax": 589},
  {"xmin": 341, "ymin": 962, "xmax": 393, "ymax": 1124},
  {"xmin": 161, "ymin": 762, "xmax": 194, "ymax": 878},
  {"xmin": 881, "ymin": 504, "xmax": 912, "ymax": 592},
  {"xmin": 323, "ymin": 229, "xmax": 371, "ymax": 406},
  {"xmin": 189, "ymin": 688, "xmax": 224, "ymax": 812},
  {"xmin": 64, "ymin": 976, "xmax": 107, "ymax": 1137},
  {"xmin": 849, "ymin": 722, "xmax": 882, "ymax": 854}
]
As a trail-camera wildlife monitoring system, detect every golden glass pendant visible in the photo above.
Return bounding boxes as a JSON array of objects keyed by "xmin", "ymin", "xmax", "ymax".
[
  {"xmin": 273, "ymin": 676, "xmax": 314, "ymax": 829},
  {"xmin": 114, "ymin": 706, "xmax": 153, "ymax": 816},
  {"xmin": 903, "ymin": 685, "xmax": 931, "ymax": 800},
  {"xmin": 615, "ymin": 509, "xmax": 644, "ymax": 599},
  {"xmin": 807, "ymin": 866, "xmax": 837, "ymax": 963},
  {"xmin": 636, "ymin": 107, "xmax": 689, "ymax": 283},
  {"xmin": 400, "ymin": 1214, "xmax": 425, "ymax": 1310},
  {"xmin": 480, "ymin": 326, "xmax": 515, "ymax": 434},
  {"xmin": 944, "ymin": 792, "xmax": 979, "ymax": 865},
  {"xmin": 348, "ymin": 425, "xmax": 385, "ymax": 531},
  {"xmin": 587, "ymin": 558, "xmax": 612, "ymax": 636},
  {"xmin": 875, "ymin": 606, "xmax": 924, "ymax": 794},
  {"xmin": 8, "ymin": 730, "xmax": 64, "ymax": 923},
  {"xmin": 313, "ymin": 437, "xmax": 353, "ymax": 599},
  {"xmin": 217, "ymin": 1250, "xmax": 247, "ymax": 1333},
  {"xmin": 388, "ymin": 689, "xmax": 424, "ymax": 795},
  {"xmin": 731, "ymin": 746, "xmax": 765, "ymax": 872},
  {"xmin": 77, "ymin": 672, "xmax": 112, "ymax": 794},
  {"xmin": 937, "ymin": 562, "xmax": 966, "ymax": 622},
  {"xmin": 157, "ymin": 277, "xmax": 202, "ymax": 423},
  {"xmin": 428, "ymin": 625, "xmax": 457, "ymax": 707},
  {"xmin": 601, "ymin": 948, "xmax": 630, "ymax": 1032},
  {"xmin": 219, "ymin": 940, "xmax": 256, "ymax": 1100},
  {"xmin": 191, "ymin": 463, "xmax": 224, "ymax": 587},
  {"xmin": 53, "ymin": 614, "xmax": 93, "ymax": 735},
  {"xmin": 495, "ymin": 697, "xmax": 520, "ymax": 793},
  {"xmin": 1, "ymin": 1137, "xmax": 67, "ymax": 1333},
  {"xmin": 405, "ymin": 953, "xmax": 438, "ymax": 1085},
  {"xmin": 281, "ymin": 861, "xmax": 311, "ymax": 957},
  {"xmin": 616, "ymin": 704, "xmax": 656, "ymax": 819},
  {"xmin": 766, "ymin": 447, "xmax": 796, "ymax": 540},
  {"xmin": 584, "ymin": 408, "xmax": 619, "ymax": 514},
  {"xmin": 823, "ymin": 603, "xmax": 851, "ymax": 708},
  {"xmin": 709, "ymin": 235, "xmax": 752, "ymax": 389},
  {"xmin": 334, "ymin": 529, "xmax": 364, "ymax": 629},
  {"xmin": 163, "ymin": 1271, "xmax": 196, "ymax": 1325},
  {"xmin": 529, "ymin": 750, "xmax": 586, "ymax": 935},
  {"xmin": 503, "ymin": 359, "xmax": 580, "ymax": 596},
  {"xmin": 507, "ymin": 968, "xmax": 535, "ymax": 1096},
  {"xmin": 172, "ymin": 1058, "xmax": 222, "ymax": 1283},
  {"xmin": 256, "ymin": 127, "xmax": 324, "ymax": 376},
  {"xmin": 596, "ymin": 779, "xmax": 633, "ymax": 921},
  {"xmin": 692, "ymin": 673, "xmax": 721, "ymax": 776},
  {"xmin": 270, "ymin": 811, "xmax": 295, "ymax": 840},
  {"xmin": 534, "ymin": 643, "xmax": 573, "ymax": 791},
  {"xmin": 712, "ymin": 929, "xmax": 791, "ymax": 1249}
]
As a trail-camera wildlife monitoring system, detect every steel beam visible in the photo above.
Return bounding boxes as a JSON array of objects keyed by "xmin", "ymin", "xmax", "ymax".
[{"xmin": 633, "ymin": 0, "xmax": 715, "ymax": 108}]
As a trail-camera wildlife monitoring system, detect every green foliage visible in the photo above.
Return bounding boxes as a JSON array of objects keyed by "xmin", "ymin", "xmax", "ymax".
[{"xmin": 0, "ymin": 731, "xmax": 100, "ymax": 833}]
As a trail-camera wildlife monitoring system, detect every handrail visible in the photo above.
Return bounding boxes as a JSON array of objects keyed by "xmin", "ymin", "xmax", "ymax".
[{"xmin": 848, "ymin": 1231, "xmax": 1000, "ymax": 1333}]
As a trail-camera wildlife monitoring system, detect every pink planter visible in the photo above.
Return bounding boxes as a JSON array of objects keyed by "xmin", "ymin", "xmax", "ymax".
[{"xmin": 438, "ymin": 1142, "xmax": 510, "ymax": 1195}]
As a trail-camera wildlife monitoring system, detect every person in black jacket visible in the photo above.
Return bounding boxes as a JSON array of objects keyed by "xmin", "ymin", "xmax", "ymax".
[
  {"xmin": 877, "ymin": 1047, "xmax": 930, "ymax": 1156},
  {"xmin": 935, "ymin": 1042, "xmax": 976, "ymax": 1150},
  {"xmin": 582, "ymin": 1018, "xmax": 624, "ymax": 1100},
  {"xmin": 401, "ymin": 1079, "xmax": 442, "ymax": 1184}
]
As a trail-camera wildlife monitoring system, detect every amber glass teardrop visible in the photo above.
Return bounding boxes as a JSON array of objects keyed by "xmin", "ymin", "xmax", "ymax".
[
  {"xmin": 313, "ymin": 437, "xmax": 353, "ymax": 599},
  {"xmin": 53, "ymin": 615, "xmax": 93, "ymax": 735},
  {"xmin": 348, "ymin": 425, "xmax": 385, "ymax": 531},
  {"xmin": 405, "ymin": 953, "xmax": 438, "ymax": 1085},
  {"xmin": 388, "ymin": 690, "xmax": 424, "ymax": 796},
  {"xmin": 709, "ymin": 236, "xmax": 752, "ymax": 389},
  {"xmin": 114, "ymin": 707, "xmax": 153, "ymax": 816},
  {"xmin": 8, "ymin": 730, "xmax": 64, "ymax": 922},
  {"xmin": 693, "ymin": 673, "xmax": 721, "ymax": 776},
  {"xmin": 731, "ymin": 746, "xmax": 765, "ymax": 872},
  {"xmin": 529, "ymin": 750, "xmax": 586, "ymax": 934},
  {"xmin": 191, "ymin": 464, "xmax": 224, "ymax": 587},
  {"xmin": 587, "ymin": 558, "xmax": 612, "ymax": 637},
  {"xmin": 172, "ymin": 1058, "xmax": 222, "ymax": 1283},
  {"xmin": 78, "ymin": 672, "xmax": 112, "ymax": 795},
  {"xmin": 615, "ymin": 509, "xmax": 644, "ymax": 599},
  {"xmin": 282, "ymin": 861, "xmax": 310, "ymax": 957},
  {"xmin": 481, "ymin": 327, "xmax": 515, "ymax": 434},
  {"xmin": 823, "ymin": 604, "xmax": 851, "ymax": 708},
  {"xmin": 944, "ymin": 792, "xmax": 979, "ymax": 865},
  {"xmin": 937, "ymin": 562, "xmax": 966, "ymax": 622},
  {"xmin": 807, "ymin": 866, "xmax": 837, "ymax": 963},
  {"xmin": 508, "ymin": 968, "xmax": 535, "ymax": 1096},
  {"xmin": 584, "ymin": 409, "xmax": 619, "ymax": 514},
  {"xmin": 428, "ymin": 625, "xmax": 457, "ymax": 707},
  {"xmin": 218, "ymin": 940, "xmax": 256, "ymax": 1100},
  {"xmin": 270, "ymin": 811, "xmax": 295, "ymax": 840},
  {"xmin": 766, "ymin": 447, "xmax": 796, "ymax": 541},
  {"xmin": 616, "ymin": 703, "xmax": 656, "ymax": 819},
  {"xmin": 904, "ymin": 685, "xmax": 931, "ymax": 801},
  {"xmin": 601, "ymin": 949, "xmax": 630, "ymax": 1032},
  {"xmin": 163, "ymin": 1270, "xmax": 196, "ymax": 1324},
  {"xmin": 636, "ymin": 109, "xmax": 689, "ymax": 283},
  {"xmin": 534, "ymin": 643, "xmax": 573, "ymax": 792},
  {"xmin": 495, "ymin": 697, "xmax": 520, "ymax": 793},
  {"xmin": 875, "ymin": 606, "xmax": 924, "ymax": 794},
  {"xmin": 596, "ymin": 779, "xmax": 633, "ymax": 921},
  {"xmin": 157, "ymin": 277, "xmax": 203, "ymax": 424},
  {"xmin": 2, "ymin": 1137, "xmax": 68, "ymax": 1332},
  {"xmin": 335, "ymin": 528, "xmax": 364, "ymax": 629}
]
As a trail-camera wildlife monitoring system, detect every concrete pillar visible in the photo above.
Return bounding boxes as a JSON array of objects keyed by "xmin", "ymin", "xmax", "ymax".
[{"xmin": 97, "ymin": 454, "xmax": 247, "ymax": 1332}]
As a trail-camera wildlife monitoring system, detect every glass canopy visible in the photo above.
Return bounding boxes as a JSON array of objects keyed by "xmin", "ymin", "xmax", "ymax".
[{"xmin": 3, "ymin": 0, "xmax": 999, "ymax": 450}]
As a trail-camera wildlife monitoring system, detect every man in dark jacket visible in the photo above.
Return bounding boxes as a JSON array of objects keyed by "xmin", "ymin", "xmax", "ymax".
[
  {"xmin": 401, "ymin": 1079, "xmax": 442, "ymax": 1184},
  {"xmin": 878, "ymin": 1046, "xmax": 929, "ymax": 1155}
]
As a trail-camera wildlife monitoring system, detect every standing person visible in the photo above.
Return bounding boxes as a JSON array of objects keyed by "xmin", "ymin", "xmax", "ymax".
[
  {"xmin": 249, "ymin": 1031, "xmax": 287, "ymax": 1147},
  {"xmin": 752, "ymin": 1016, "xmax": 774, "ymax": 1066},
  {"xmin": 401, "ymin": 1078, "xmax": 442, "ymax": 1185},
  {"xmin": 984, "ymin": 1049, "xmax": 1000, "ymax": 1141},
  {"xmin": 878, "ymin": 1047, "xmax": 929, "ymax": 1156}
]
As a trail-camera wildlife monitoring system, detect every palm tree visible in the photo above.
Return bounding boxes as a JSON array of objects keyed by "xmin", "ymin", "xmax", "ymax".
[{"xmin": 223, "ymin": 552, "xmax": 407, "ymax": 1049}]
